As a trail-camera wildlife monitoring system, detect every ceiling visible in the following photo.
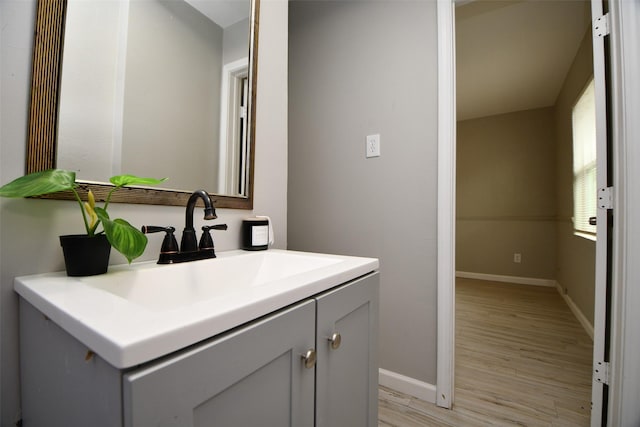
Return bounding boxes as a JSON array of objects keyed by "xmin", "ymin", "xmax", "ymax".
[
  {"xmin": 456, "ymin": 0, "xmax": 591, "ymax": 121},
  {"xmin": 184, "ymin": 0, "xmax": 250, "ymax": 28}
]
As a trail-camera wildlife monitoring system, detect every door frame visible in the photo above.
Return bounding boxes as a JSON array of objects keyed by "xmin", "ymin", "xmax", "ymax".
[
  {"xmin": 434, "ymin": 0, "xmax": 629, "ymax": 421},
  {"xmin": 605, "ymin": 1, "xmax": 640, "ymax": 425},
  {"xmin": 590, "ymin": 0, "xmax": 609, "ymax": 424},
  {"xmin": 435, "ymin": 0, "xmax": 456, "ymax": 410}
]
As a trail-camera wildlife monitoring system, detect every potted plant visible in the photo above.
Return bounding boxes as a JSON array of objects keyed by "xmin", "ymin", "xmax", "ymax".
[{"xmin": 0, "ymin": 169, "xmax": 166, "ymax": 276}]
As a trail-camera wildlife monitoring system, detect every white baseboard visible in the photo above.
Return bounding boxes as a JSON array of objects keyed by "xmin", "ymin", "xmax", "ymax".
[
  {"xmin": 378, "ymin": 368, "xmax": 436, "ymax": 404},
  {"xmin": 456, "ymin": 271, "xmax": 557, "ymax": 287},
  {"xmin": 555, "ymin": 283, "xmax": 594, "ymax": 340}
]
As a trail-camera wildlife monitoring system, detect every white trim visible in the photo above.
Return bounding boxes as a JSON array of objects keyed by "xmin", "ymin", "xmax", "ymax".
[
  {"xmin": 378, "ymin": 369, "xmax": 437, "ymax": 404},
  {"xmin": 436, "ymin": 0, "xmax": 456, "ymax": 410},
  {"xmin": 590, "ymin": 0, "xmax": 610, "ymax": 423},
  {"xmin": 456, "ymin": 271, "xmax": 556, "ymax": 287},
  {"xmin": 607, "ymin": 0, "xmax": 640, "ymax": 424},
  {"xmin": 218, "ymin": 57, "xmax": 249, "ymax": 194},
  {"xmin": 555, "ymin": 282, "xmax": 595, "ymax": 340}
]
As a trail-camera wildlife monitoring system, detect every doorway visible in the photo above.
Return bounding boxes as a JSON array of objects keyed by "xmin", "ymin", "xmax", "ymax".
[{"xmin": 437, "ymin": 0, "xmax": 604, "ymax": 424}]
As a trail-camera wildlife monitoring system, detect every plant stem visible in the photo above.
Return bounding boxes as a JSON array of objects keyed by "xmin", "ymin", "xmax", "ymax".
[
  {"xmin": 89, "ymin": 221, "xmax": 100, "ymax": 236},
  {"xmin": 71, "ymin": 188, "xmax": 92, "ymax": 236},
  {"xmin": 103, "ymin": 186, "xmax": 119, "ymax": 211}
]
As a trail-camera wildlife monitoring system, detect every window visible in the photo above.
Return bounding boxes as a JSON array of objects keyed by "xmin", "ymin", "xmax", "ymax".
[{"xmin": 572, "ymin": 78, "xmax": 597, "ymax": 237}]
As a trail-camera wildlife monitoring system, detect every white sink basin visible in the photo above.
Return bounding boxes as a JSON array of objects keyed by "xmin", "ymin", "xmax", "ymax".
[
  {"xmin": 85, "ymin": 250, "xmax": 342, "ymax": 311},
  {"xmin": 15, "ymin": 249, "xmax": 378, "ymax": 369}
]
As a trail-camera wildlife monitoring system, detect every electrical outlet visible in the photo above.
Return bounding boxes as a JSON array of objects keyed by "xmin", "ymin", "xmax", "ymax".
[
  {"xmin": 514, "ymin": 253, "xmax": 522, "ymax": 263},
  {"xmin": 366, "ymin": 134, "xmax": 381, "ymax": 158}
]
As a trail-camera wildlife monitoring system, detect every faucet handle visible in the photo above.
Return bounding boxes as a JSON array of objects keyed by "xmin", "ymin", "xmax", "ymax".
[
  {"xmin": 142, "ymin": 226, "xmax": 179, "ymax": 254},
  {"xmin": 199, "ymin": 224, "xmax": 228, "ymax": 250},
  {"xmin": 204, "ymin": 224, "xmax": 228, "ymax": 231}
]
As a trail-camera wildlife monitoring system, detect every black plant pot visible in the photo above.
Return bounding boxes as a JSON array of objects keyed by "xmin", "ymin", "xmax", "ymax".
[{"xmin": 59, "ymin": 234, "xmax": 111, "ymax": 277}]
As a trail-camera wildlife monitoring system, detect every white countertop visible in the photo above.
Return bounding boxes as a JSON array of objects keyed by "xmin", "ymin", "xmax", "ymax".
[{"xmin": 15, "ymin": 249, "xmax": 378, "ymax": 369}]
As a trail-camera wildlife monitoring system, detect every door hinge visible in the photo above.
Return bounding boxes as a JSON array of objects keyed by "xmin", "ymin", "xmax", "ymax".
[
  {"xmin": 594, "ymin": 361, "xmax": 610, "ymax": 385},
  {"xmin": 594, "ymin": 13, "xmax": 610, "ymax": 37},
  {"xmin": 598, "ymin": 187, "xmax": 614, "ymax": 209}
]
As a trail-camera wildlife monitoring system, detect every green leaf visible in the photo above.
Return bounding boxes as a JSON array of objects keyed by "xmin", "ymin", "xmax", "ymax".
[
  {"xmin": 0, "ymin": 169, "xmax": 76, "ymax": 198},
  {"xmin": 95, "ymin": 207, "xmax": 147, "ymax": 263},
  {"xmin": 109, "ymin": 174, "xmax": 167, "ymax": 188}
]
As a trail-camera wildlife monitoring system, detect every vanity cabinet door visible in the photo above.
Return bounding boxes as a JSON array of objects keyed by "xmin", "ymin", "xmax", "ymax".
[
  {"xmin": 315, "ymin": 273, "xmax": 379, "ymax": 427},
  {"xmin": 123, "ymin": 300, "xmax": 316, "ymax": 427}
]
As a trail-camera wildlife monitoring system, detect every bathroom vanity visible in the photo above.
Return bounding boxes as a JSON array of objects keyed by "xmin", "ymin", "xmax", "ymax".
[{"xmin": 15, "ymin": 250, "xmax": 379, "ymax": 426}]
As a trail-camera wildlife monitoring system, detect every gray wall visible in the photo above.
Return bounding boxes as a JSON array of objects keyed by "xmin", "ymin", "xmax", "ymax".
[
  {"xmin": 288, "ymin": 1, "xmax": 438, "ymax": 384},
  {"xmin": 57, "ymin": 0, "xmax": 125, "ymax": 181},
  {"xmin": 0, "ymin": 1, "xmax": 289, "ymax": 424},
  {"xmin": 223, "ymin": 17, "xmax": 250, "ymax": 65},
  {"xmin": 456, "ymin": 108, "xmax": 558, "ymax": 279},
  {"xmin": 122, "ymin": 0, "xmax": 222, "ymax": 190}
]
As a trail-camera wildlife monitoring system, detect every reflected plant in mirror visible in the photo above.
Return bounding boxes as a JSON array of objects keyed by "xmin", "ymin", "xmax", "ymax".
[{"xmin": 27, "ymin": 0, "xmax": 259, "ymax": 209}]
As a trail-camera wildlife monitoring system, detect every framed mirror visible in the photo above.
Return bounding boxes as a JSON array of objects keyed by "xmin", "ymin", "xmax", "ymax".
[{"xmin": 27, "ymin": 0, "xmax": 259, "ymax": 209}]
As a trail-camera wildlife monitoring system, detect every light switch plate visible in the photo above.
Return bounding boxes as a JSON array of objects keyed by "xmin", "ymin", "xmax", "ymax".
[{"xmin": 366, "ymin": 134, "xmax": 381, "ymax": 158}]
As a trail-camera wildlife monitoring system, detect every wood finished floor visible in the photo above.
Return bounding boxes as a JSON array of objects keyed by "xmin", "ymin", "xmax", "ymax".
[{"xmin": 379, "ymin": 278, "xmax": 593, "ymax": 426}]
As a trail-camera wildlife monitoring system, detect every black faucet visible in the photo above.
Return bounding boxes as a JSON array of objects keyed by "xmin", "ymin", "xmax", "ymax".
[
  {"xmin": 142, "ymin": 190, "xmax": 227, "ymax": 264},
  {"xmin": 181, "ymin": 189, "xmax": 217, "ymax": 252}
]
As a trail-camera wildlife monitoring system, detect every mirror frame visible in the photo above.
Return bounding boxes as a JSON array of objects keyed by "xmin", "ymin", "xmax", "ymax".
[{"xmin": 27, "ymin": 0, "xmax": 259, "ymax": 209}]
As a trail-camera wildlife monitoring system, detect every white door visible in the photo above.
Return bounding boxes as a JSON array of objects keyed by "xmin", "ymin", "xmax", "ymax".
[{"xmin": 590, "ymin": 0, "xmax": 612, "ymax": 424}]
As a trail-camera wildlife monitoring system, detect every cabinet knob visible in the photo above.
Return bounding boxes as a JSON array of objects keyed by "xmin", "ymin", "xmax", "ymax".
[
  {"xmin": 302, "ymin": 349, "xmax": 316, "ymax": 369},
  {"xmin": 328, "ymin": 332, "xmax": 342, "ymax": 350}
]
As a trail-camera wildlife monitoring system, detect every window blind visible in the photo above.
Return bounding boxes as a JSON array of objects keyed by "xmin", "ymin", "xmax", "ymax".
[{"xmin": 572, "ymin": 79, "xmax": 597, "ymax": 235}]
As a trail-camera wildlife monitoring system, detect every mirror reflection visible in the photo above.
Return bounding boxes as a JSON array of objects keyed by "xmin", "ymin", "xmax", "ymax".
[{"xmin": 57, "ymin": 0, "xmax": 252, "ymax": 197}]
